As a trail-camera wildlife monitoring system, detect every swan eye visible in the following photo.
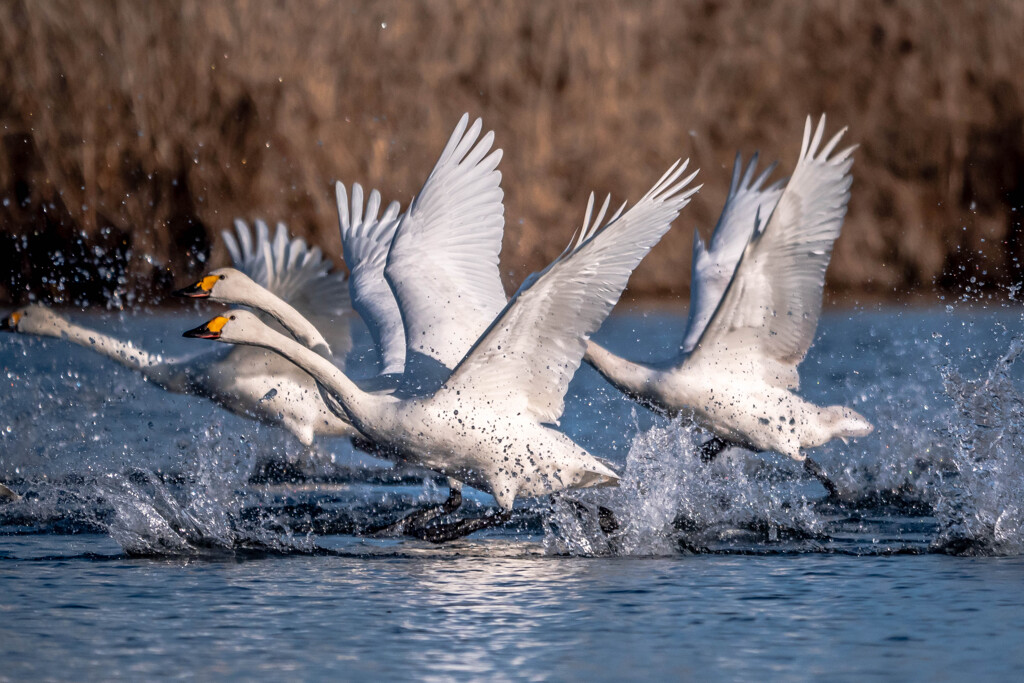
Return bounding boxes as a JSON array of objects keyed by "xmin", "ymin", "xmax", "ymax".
[
  {"xmin": 229, "ymin": 315, "xmax": 236, "ymax": 321},
  {"xmin": 219, "ymin": 274, "xmax": 225, "ymax": 280}
]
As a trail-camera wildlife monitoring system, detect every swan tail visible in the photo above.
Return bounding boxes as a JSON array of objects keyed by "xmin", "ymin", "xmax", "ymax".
[
  {"xmin": 825, "ymin": 405, "xmax": 874, "ymax": 440},
  {"xmin": 577, "ymin": 456, "xmax": 621, "ymax": 490}
]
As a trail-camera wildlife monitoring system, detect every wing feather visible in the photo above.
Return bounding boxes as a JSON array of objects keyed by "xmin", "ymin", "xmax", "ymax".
[
  {"xmin": 383, "ymin": 114, "xmax": 507, "ymax": 372},
  {"xmin": 336, "ymin": 181, "xmax": 406, "ymax": 374},
  {"xmin": 685, "ymin": 115, "xmax": 855, "ymax": 389},
  {"xmin": 679, "ymin": 152, "xmax": 784, "ymax": 353},
  {"xmin": 439, "ymin": 160, "xmax": 701, "ymax": 423}
]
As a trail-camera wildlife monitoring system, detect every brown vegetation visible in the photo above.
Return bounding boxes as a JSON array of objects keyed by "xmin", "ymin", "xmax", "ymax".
[{"xmin": 0, "ymin": 0, "xmax": 1022, "ymax": 307}]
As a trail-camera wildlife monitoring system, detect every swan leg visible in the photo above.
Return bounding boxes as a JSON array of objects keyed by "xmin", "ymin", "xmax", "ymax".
[
  {"xmin": 368, "ymin": 484, "xmax": 463, "ymax": 537},
  {"xmin": 408, "ymin": 509, "xmax": 513, "ymax": 543},
  {"xmin": 560, "ymin": 496, "xmax": 620, "ymax": 534},
  {"xmin": 802, "ymin": 457, "xmax": 840, "ymax": 498},
  {"xmin": 698, "ymin": 436, "xmax": 730, "ymax": 463}
]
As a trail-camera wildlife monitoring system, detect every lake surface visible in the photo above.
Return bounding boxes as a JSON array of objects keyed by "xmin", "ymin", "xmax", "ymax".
[{"xmin": 3, "ymin": 305, "xmax": 1024, "ymax": 680}]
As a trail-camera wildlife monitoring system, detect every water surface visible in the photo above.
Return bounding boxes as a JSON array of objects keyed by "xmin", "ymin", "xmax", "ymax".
[{"xmin": 2, "ymin": 306, "xmax": 1024, "ymax": 680}]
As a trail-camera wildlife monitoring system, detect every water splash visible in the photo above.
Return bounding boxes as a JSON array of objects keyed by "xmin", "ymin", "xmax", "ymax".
[
  {"xmin": 933, "ymin": 338, "xmax": 1024, "ymax": 555},
  {"xmin": 545, "ymin": 418, "xmax": 827, "ymax": 557},
  {"xmin": 2, "ymin": 424, "xmax": 320, "ymax": 555}
]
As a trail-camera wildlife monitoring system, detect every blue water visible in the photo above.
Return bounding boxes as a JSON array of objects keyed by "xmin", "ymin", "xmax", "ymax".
[{"xmin": 3, "ymin": 305, "xmax": 1024, "ymax": 680}]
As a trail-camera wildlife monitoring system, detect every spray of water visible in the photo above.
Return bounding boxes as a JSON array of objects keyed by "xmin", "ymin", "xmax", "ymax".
[
  {"xmin": 932, "ymin": 338, "xmax": 1024, "ymax": 555},
  {"xmin": 544, "ymin": 416, "xmax": 827, "ymax": 557}
]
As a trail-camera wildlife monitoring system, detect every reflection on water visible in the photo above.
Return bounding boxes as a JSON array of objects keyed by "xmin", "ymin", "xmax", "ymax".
[{"xmin": 5, "ymin": 535, "xmax": 1024, "ymax": 680}]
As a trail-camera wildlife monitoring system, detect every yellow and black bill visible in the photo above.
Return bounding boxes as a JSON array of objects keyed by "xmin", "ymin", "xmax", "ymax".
[
  {"xmin": 173, "ymin": 274, "xmax": 220, "ymax": 298},
  {"xmin": 0, "ymin": 311, "xmax": 21, "ymax": 332},
  {"xmin": 183, "ymin": 315, "xmax": 229, "ymax": 340}
]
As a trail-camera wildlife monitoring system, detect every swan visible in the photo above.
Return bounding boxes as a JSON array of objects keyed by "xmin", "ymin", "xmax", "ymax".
[
  {"xmin": 584, "ymin": 116, "xmax": 873, "ymax": 493},
  {"xmin": 183, "ymin": 158, "xmax": 700, "ymax": 540},
  {"xmin": 0, "ymin": 220, "xmax": 358, "ymax": 448},
  {"xmin": 174, "ymin": 115, "xmax": 505, "ymax": 534},
  {"xmin": 174, "ymin": 219, "xmax": 348, "ymax": 360}
]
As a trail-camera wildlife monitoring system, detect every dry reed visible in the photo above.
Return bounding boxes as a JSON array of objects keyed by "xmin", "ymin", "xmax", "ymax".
[{"xmin": 0, "ymin": 0, "xmax": 1022, "ymax": 306}]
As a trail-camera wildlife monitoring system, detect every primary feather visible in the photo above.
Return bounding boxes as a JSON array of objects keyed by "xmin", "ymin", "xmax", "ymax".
[
  {"xmin": 336, "ymin": 182, "xmax": 405, "ymax": 374},
  {"xmin": 383, "ymin": 114, "xmax": 507, "ymax": 373},
  {"xmin": 442, "ymin": 160, "xmax": 701, "ymax": 424}
]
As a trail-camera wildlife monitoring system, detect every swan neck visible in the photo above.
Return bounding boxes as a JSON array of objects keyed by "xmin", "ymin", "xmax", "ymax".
[
  {"xmin": 584, "ymin": 340, "xmax": 655, "ymax": 398},
  {"xmin": 246, "ymin": 292, "xmax": 332, "ymax": 358},
  {"xmin": 48, "ymin": 316, "xmax": 165, "ymax": 373},
  {"xmin": 249, "ymin": 328, "xmax": 380, "ymax": 425}
]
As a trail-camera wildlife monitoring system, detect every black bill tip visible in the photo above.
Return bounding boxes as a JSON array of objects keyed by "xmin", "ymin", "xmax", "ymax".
[
  {"xmin": 173, "ymin": 282, "xmax": 210, "ymax": 298},
  {"xmin": 183, "ymin": 315, "xmax": 228, "ymax": 340},
  {"xmin": 183, "ymin": 323, "xmax": 218, "ymax": 339}
]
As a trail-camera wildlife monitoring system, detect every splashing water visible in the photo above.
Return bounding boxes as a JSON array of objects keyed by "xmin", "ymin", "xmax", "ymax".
[
  {"xmin": 5, "ymin": 308, "xmax": 1024, "ymax": 559},
  {"xmin": 3, "ymin": 422, "xmax": 321, "ymax": 555},
  {"xmin": 545, "ymin": 416, "xmax": 827, "ymax": 557},
  {"xmin": 933, "ymin": 338, "xmax": 1024, "ymax": 555},
  {"xmin": 545, "ymin": 311, "xmax": 1024, "ymax": 558}
]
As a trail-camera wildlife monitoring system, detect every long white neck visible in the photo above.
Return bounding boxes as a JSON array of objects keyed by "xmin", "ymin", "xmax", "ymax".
[
  {"xmin": 237, "ymin": 290, "xmax": 332, "ymax": 358},
  {"xmin": 27, "ymin": 314, "xmax": 184, "ymax": 390},
  {"xmin": 233, "ymin": 322, "xmax": 387, "ymax": 428},
  {"xmin": 584, "ymin": 340, "xmax": 660, "ymax": 403}
]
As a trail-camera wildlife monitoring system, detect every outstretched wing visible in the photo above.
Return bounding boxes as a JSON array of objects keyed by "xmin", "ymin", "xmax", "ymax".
[
  {"xmin": 383, "ymin": 114, "xmax": 507, "ymax": 373},
  {"xmin": 439, "ymin": 160, "xmax": 700, "ymax": 424},
  {"xmin": 223, "ymin": 219, "xmax": 353, "ymax": 362},
  {"xmin": 680, "ymin": 153, "xmax": 784, "ymax": 354},
  {"xmin": 685, "ymin": 115, "xmax": 855, "ymax": 389},
  {"xmin": 336, "ymin": 181, "xmax": 405, "ymax": 375}
]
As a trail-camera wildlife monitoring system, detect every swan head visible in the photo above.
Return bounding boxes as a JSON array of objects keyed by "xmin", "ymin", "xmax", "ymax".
[
  {"xmin": 0, "ymin": 311, "xmax": 19, "ymax": 332},
  {"xmin": 174, "ymin": 268, "xmax": 261, "ymax": 305},
  {"xmin": 182, "ymin": 309, "xmax": 264, "ymax": 344},
  {"xmin": 1, "ymin": 305, "xmax": 65, "ymax": 336}
]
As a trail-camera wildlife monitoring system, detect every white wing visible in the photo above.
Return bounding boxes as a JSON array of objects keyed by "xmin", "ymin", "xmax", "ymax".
[
  {"xmin": 685, "ymin": 115, "xmax": 855, "ymax": 389},
  {"xmin": 336, "ymin": 181, "xmax": 405, "ymax": 375},
  {"xmin": 440, "ymin": 160, "xmax": 700, "ymax": 424},
  {"xmin": 680, "ymin": 153, "xmax": 784, "ymax": 354},
  {"xmin": 223, "ymin": 219, "xmax": 353, "ymax": 362},
  {"xmin": 384, "ymin": 114, "xmax": 506, "ymax": 373}
]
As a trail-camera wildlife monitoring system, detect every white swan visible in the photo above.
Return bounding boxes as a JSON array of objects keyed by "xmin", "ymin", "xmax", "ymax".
[
  {"xmin": 584, "ymin": 116, "xmax": 873, "ymax": 482},
  {"xmin": 183, "ymin": 159, "xmax": 700, "ymax": 536},
  {"xmin": 1, "ymin": 221, "xmax": 357, "ymax": 447},
  {"xmin": 179, "ymin": 115, "xmax": 505, "ymax": 533},
  {"xmin": 330, "ymin": 111, "xmax": 508, "ymax": 530},
  {"xmin": 175, "ymin": 219, "xmax": 350, "ymax": 360}
]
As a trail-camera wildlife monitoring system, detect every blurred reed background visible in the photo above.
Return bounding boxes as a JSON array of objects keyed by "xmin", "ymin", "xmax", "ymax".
[{"xmin": 0, "ymin": 0, "xmax": 1021, "ymax": 307}]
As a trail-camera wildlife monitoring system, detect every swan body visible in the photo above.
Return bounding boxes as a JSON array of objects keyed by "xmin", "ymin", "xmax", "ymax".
[
  {"xmin": 180, "ymin": 114, "xmax": 506, "ymax": 502},
  {"xmin": 585, "ymin": 116, "xmax": 873, "ymax": 461},
  {"xmin": 186, "ymin": 157, "xmax": 700, "ymax": 509},
  {"xmin": 2, "ymin": 221, "xmax": 357, "ymax": 447},
  {"xmin": 185, "ymin": 311, "xmax": 615, "ymax": 508}
]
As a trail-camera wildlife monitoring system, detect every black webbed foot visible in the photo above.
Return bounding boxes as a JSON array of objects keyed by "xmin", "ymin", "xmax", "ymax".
[
  {"xmin": 408, "ymin": 509, "xmax": 513, "ymax": 543},
  {"xmin": 802, "ymin": 457, "xmax": 840, "ymax": 499},
  {"xmin": 560, "ymin": 497, "xmax": 620, "ymax": 536},
  {"xmin": 368, "ymin": 486, "xmax": 463, "ymax": 537}
]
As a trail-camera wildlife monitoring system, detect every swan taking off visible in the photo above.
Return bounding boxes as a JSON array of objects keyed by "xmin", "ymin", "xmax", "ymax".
[
  {"xmin": 180, "ymin": 114, "xmax": 506, "ymax": 534},
  {"xmin": 585, "ymin": 116, "xmax": 873, "ymax": 482},
  {"xmin": 183, "ymin": 158, "xmax": 700, "ymax": 527},
  {"xmin": 1, "ymin": 221, "xmax": 357, "ymax": 447}
]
